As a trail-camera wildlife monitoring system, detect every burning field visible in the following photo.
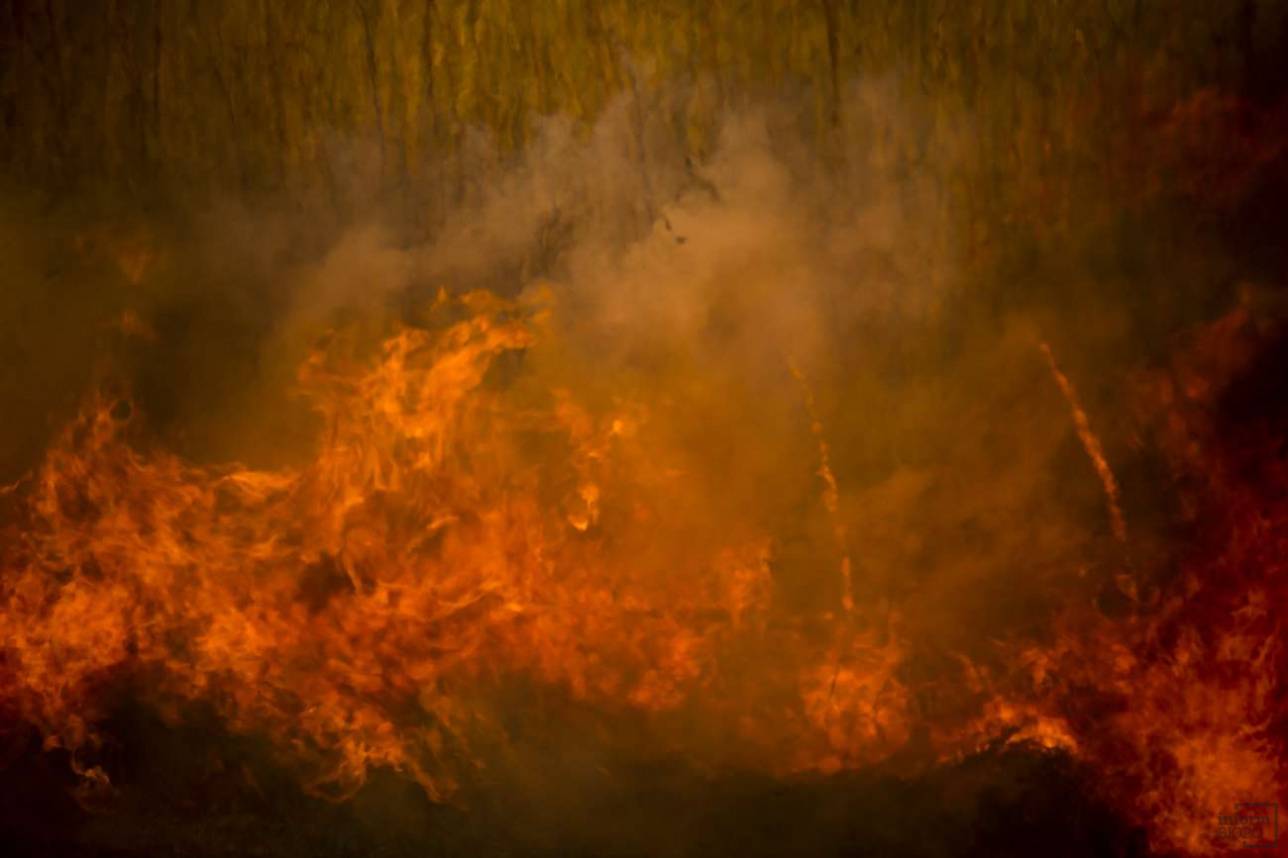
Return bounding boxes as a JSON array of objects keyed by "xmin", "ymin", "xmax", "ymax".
[{"xmin": 2, "ymin": 2, "xmax": 1288, "ymax": 856}]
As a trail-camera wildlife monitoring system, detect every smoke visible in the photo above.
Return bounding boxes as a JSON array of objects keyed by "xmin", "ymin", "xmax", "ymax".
[
  {"xmin": 1, "ymin": 70, "xmax": 1284, "ymax": 857},
  {"xmin": 0, "ymin": 79, "xmax": 1124, "ymax": 704}
]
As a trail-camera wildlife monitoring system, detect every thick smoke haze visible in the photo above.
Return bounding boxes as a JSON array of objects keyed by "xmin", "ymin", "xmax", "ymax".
[
  {"xmin": 1, "ymin": 8, "xmax": 1286, "ymax": 853},
  {"xmin": 0, "ymin": 81, "xmax": 1157, "ymax": 735}
]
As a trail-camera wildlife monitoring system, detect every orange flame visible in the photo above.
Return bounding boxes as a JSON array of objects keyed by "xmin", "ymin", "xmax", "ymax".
[
  {"xmin": 1040, "ymin": 341, "xmax": 1128, "ymax": 544},
  {"xmin": 0, "ymin": 295, "xmax": 1282, "ymax": 856}
]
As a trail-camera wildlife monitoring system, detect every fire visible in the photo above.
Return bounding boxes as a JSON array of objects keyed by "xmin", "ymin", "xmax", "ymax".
[
  {"xmin": 958, "ymin": 309, "xmax": 1287, "ymax": 855},
  {"xmin": 0, "ymin": 290, "xmax": 1283, "ymax": 855},
  {"xmin": 1040, "ymin": 341, "xmax": 1128, "ymax": 544},
  {"xmin": 0, "ymin": 289, "xmax": 908, "ymax": 802}
]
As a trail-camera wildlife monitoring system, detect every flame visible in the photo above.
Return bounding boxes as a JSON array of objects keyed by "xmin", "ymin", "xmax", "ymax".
[
  {"xmin": 787, "ymin": 359, "xmax": 854, "ymax": 614},
  {"xmin": 0, "ymin": 290, "xmax": 911, "ymax": 801},
  {"xmin": 1040, "ymin": 341, "xmax": 1127, "ymax": 544},
  {"xmin": 0, "ymin": 293, "xmax": 1282, "ymax": 855}
]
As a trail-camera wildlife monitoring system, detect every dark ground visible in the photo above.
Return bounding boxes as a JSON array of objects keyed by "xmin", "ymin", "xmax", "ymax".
[{"xmin": 0, "ymin": 702, "xmax": 1151, "ymax": 858}]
